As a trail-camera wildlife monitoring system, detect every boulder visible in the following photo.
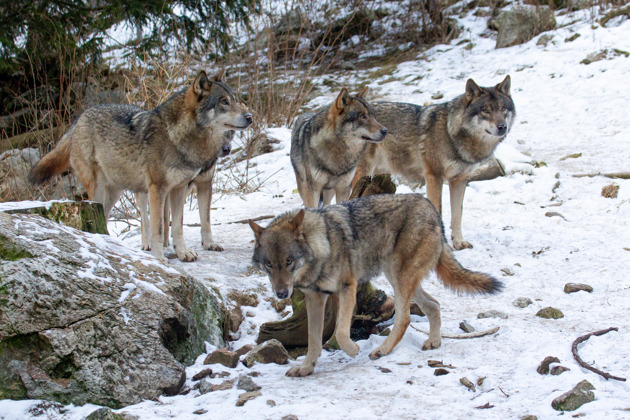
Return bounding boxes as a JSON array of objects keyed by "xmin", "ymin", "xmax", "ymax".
[
  {"xmin": 243, "ymin": 339, "xmax": 289, "ymax": 367},
  {"xmin": 0, "ymin": 212, "xmax": 226, "ymax": 408},
  {"xmin": 551, "ymin": 380, "xmax": 595, "ymax": 411},
  {"xmin": 2, "ymin": 200, "xmax": 108, "ymax": 234},
  {"xmin": 496, "ymin": 6, "xmax": 556, "ymax": 49},
  {"xmin": 0, "ymin": 148, "xmax": 85, "ymax": 202}
]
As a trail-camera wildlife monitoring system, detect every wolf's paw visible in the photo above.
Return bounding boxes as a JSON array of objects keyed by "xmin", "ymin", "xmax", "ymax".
[
  {"xmin": 340, "ymin": 341, "xmax": 360, "ymax": 358},
  {"xmin": 285, "ymin": 365, "xmax": 314, "ymax": 377},
  {"xmin": 369, "ymin": 349, "xmax": 386, "ymax": 360},
  {"xmin": 421, "ymin": 337, "xmax": 441, "ymax": 350},
  {"xmin": 452, "ymin": 239, "xmax": 473, "ymax": 250},
  {"xmin": 176, "ymin": 247, "xmax": 198, "ymax": 262},
  {"xmin": 203, "ymin": 241, "xmax": 224, "ymax": 252},
  {"xmin": 142, "ymin": 243, "xmax": 151, "ymax": 251}
]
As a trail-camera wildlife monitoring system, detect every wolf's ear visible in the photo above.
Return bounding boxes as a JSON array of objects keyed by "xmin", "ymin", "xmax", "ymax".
[
  {"xmin": 290, "ymin": 209, "xmax": 306, "ymax": 236},
  {"xmin": 213, "ymin": 69, "xmax": 226, "ymax": 83},
  {"xmin": 193, "ymin": 71, "xmax": 212, "ymax": 97},
  {"xmin": 248, "ymin": 219, "xmax": 263, "ymax": 240},
  {"xmin": 465, "ymin": 78, "xmax": 483, "ymax": 103},
  {"xmin": 496, "ymin": 75, "xmax": 511, "ymax": 96},
  {"xmin": 334, "ymin": 88, "xmax": 350, "ymax": 113},
  {"xmin": 356, "ymin": 86, "xmax": 368, "ymax": 98}
]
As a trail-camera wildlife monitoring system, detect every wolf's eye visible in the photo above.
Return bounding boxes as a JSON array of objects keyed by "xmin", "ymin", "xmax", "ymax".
[
  {"xmin": 221, "ymin": 98, "xmax": 230, "ymax": 106},
  {"xmin": 264, "ymin": 260, "xmax": 272, "ymax": 269},
  {"xmin": 286, "ymin": 257, "xmax": 293, "ymax": 266},
  {"xmin": 360, "ymin": 113, "xmax": 367, "ymax": 120},
  {"xmin": 481, "ymin": 107, "xmax": 489, "ymax": 114},
  {"xmin": 501, "ymin": 106, "xmax": 507, "ymax": 112}
]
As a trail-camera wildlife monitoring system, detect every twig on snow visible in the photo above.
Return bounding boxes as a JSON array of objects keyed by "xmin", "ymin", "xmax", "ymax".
[
  {"xmin": 411, "ymin": 325, "xmax": 500, "ymax": 339},
  {"xmin": 571, "ymin": 327, "xmax": 626, "ymax": 382}
]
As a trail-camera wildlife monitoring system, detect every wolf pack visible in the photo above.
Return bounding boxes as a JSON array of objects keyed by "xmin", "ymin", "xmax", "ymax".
[{"xmin": 29, "ymin": 69, "xmax": 515, "ymax": 377}]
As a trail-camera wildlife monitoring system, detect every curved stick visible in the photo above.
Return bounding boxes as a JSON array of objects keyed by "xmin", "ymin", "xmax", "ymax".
[
  {"xmin": 411, "ymin": 325, "xmax": 500, "ymax": 339},
  {"xmin": 571, "ymin": 327, "xmax": 626, "ymax": 382}
]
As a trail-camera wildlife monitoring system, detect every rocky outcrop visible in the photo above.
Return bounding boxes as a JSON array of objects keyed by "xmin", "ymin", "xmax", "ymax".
[
  {"xmin": 0, "ymin": 212, "xmax": 226, "ymax": 408},
  {"xmin": 495, "ymin": 6, "xmax": 556, "ymax": 49},
  {"xmin": 2, "ymin": 200, "xmax": 108, "ymax": 234}
]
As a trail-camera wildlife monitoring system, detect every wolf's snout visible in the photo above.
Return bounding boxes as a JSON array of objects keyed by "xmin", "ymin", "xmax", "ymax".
[
  {"xmin": 276, "ymin": 289, "xmax": 289, "ymax": 299},
  {"xmin": 244, "ymin": 113, "xmax": 253, "ymax": 126},
  {"xmin": 497, "ymin": 123, "xmax": 507, "ymax": 135},
  {"xmin": 222, "ymin": 144, "xmax": 231, "ymax": 156},
  {"xmin": 380, "ymin": 128, "xmax": 388, "ymax": 137}
]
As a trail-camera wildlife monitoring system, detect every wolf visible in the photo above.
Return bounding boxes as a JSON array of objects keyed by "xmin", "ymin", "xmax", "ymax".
[
  {"xmin": 249, "ymin": 194, "xmax": 502, "ymax": 377},
  {"xmin": 143, "ymin": 130, "xmax": 235, "ymax": 254},
  {"xmin": 354, "ymin": 76, "xmax": 515, "ymax": 250},
  {"xmin": 28, "ymin": 70, "xmax": 252, "ymax": 262},
  {"xmin": 291, "ymin": 87, "xmax": 388, "ymax": 208}
]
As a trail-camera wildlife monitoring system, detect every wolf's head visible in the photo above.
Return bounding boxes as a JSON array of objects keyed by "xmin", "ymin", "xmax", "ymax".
[
  {"xmin": 249, "ymin": 210, "xmax": 311, "ymax": 300},
  {"xmin": 462, "ymin": 75, "xmax": 515, "ymax": 141},
  {"xmin": 186, "ymin": 70, "xmax": 253, "ymax": 133},
  {"xmin": 328, "ymin": 87, "xmax": 388, "ymax": 143},
  {"xmin": 219, "ymin": 130, "xmax": 234, "ymax": 157}
]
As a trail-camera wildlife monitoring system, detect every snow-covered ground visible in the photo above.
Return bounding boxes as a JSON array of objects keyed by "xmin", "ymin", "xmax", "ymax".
[{"xmin": 2, "ymin": 5, "xmax": 630, "ymax": 420}]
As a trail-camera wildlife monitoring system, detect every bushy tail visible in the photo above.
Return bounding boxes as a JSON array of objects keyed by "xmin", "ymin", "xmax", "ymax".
[
  {"xmin": 27, "ymin": 127, "xmax": 73, "ymax": 186},
  {"xmin": 436, "ymin": 243, "xmax": 503, "ymax": 295}
]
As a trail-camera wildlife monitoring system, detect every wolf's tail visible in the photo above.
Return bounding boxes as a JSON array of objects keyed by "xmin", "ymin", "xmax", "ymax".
[
  {"xmin": 27, "ymin": 125, "xmax": 74, "ymax": 186},
  {"xmin": 436, "ymin": 243, "xmax": 503, "ymax": 295}
]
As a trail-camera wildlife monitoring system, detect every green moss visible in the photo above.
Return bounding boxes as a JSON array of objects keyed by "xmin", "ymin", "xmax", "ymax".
[{"xmin": 0, "ymin": 234, "xmax": 33, "ymax": 261}]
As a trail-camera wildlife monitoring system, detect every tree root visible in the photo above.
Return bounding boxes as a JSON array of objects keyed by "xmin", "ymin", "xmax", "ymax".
[
  {"xmin": 571, "ymin": 327, "xmax": 626, "ymax": 382},
  {"xmin": 411, "ymin": 325, "xmax": 500, "ymax": 339}
]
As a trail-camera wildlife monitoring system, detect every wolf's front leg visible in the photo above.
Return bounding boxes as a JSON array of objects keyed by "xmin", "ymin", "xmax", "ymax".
[
  {"xmin": 286, "ymin": 291, "xmax": 328, "ymax": 377},
  {"xmin": 170, "ymin": 184, "xmax": 198, "ymax": 262},
  {"xmin": 334, "ymin": 278, "xmax": 360, "ymax": 357},
  {"xmin": 448, "ymin": 178, "xmax": 473, "ymax": 250},
  {"xmin": 148, "ymin": 184, "xmax": 167, "ymax": 262},
  {"xmin": 136, "ymin": 192, "xmax": 151, "ymax": 251}
]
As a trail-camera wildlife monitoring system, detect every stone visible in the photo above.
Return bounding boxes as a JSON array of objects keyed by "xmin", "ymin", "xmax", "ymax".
[
  {"xmin": 536, "ymin": 34, "xmax": 554, "ymax": 46},
  {"xmin": 537, "ymin": 356, "xmax": 560, "ymax": 374},
  {"xmin": 581, "ymin": 50, "xmax": 607, "ymax": 65},
  {"xmin": 601, "ymin": 184, "xmax": 619, "ymax": 199},
  {"xmin": 193, "ymin": 409, "xmax": 208, "ymax": 415},
  {"xmin": 551, "ymin": 380, "xmax": 595, "ymax": 411},
  {"xmin": 536, "ymin": 307, "xmax": 564, "ymax": 319},
  {"xmin": 204, "ymin": 348, "xmax": 240, "ymax": 368},
  {"xmin": 477, "ymin": 310, "xmax": 508, "ymax": 319},
  {"xmin": 500, "ymin": 267, "xmax": 515, "ymax": 276},
  {"xmin": 236, "ymin": 390, "xmax": 262, "ymax": 407},
  {"xmin": 243, "ymin": 339, "xmax": 290, "ymax": 367},
  {"xmin": 235, "ymin": 344, "xmax": 254, "ymax": 357},
  {"xmin": 434, "ymin": 368, "xmax": 450, "ymax": 376},
  {"xmin": 85, "ymin": 408, "xmax": 138, "ymax": 420},
  {"xmin": 513, "ymin": 297, "xmax": 533, "ymax": 308},
  {"xmin": 192, "ymin": 368, "xmax": 213, "ymax": 381},
  {"xmin": 564, "ymin": 283, "xmax": 593, "ymax": 294},
  {"xmin": 496, "ymin": 6, "xmax": 556, "ymax": 49},
  {"xmin": 0, "ymin": 212, "xmax": 226, "ymax": 408},
  {"xmin": 237, "ymin": 375, "xmax": 261, "ymax": 392},
  {"xmin": 228, "ymin": 306, "xmax": 244, "ymax": 333},
  {"xmin": 198, "ymin": 378, "xmax": 214, "ymax": 395},
  {"xmin": 521, "ymin": 416, "xmax": 538, "ymax": 420},
  {"xmin": 551, "ymin": 366, "xmax": 570, "ymax": 375},
  {"xmin": 211, "ymin": 380, "xmax": 234, "ymax": 392},
  {"xmin": 459, "ymin": 321, "xmax": 475, "ymax": 333}
]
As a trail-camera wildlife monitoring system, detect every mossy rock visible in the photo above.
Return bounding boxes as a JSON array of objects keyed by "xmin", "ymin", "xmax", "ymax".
[
  {"xmin": 536, "ymin": 307, "xmax": 564, "ymax": 319},
  {"xmin": 4, "ymin": 201, "xmax": 108, "ymax": 234}
]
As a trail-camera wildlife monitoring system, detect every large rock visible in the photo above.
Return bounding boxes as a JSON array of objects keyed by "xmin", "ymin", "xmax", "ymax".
[
  {"xmin": 0, "ymin": 212, "xmax": 226, "ymax": 408},
  {"xmin": 2, "ymin": 200, "xmax": 108, "ymax": 234},
  {"xmin": 496, "ymin": 6, "xmax": 556, "ymax": 49},
  {"xmin": 0, "ymin": 148, "xmax": 85, "ymax": 202},
  {"xmin": 551, "ymin": 380, "xmax": 595, "ymax": 411}
]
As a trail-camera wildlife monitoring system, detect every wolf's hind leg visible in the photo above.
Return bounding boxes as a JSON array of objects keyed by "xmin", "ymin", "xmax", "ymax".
[
  {"xmin": 136, "ymin": 192, "xmax": 151, "ymax": 251},
  {"xmin": 413, "ymin": 285, "xmax": 442, "ymax": 350}
]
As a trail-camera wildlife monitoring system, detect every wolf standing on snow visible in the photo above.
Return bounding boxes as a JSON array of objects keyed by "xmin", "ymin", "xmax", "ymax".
[
  {"xmin": 28, "ymin": 70, "xmax": 252, "ymax": 262},
  {"xmin": 291, "ymin": 87, "xmax": 388, "ymax": 208},
  {"xmin": 249, "ymin": 194, "xmax": 502, "ymax": 377},
  {"xmin": 354, "ymin": 76, "xmax": 515, "ymax": 250}
]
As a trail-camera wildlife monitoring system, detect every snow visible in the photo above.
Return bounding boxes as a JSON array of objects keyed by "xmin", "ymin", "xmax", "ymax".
[{"xmin": 2, "ymin": 5, "xmax": 630, "ymax": 420}]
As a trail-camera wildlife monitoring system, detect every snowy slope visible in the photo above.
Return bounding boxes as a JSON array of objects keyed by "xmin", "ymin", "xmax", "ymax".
[{"xmin": 2, "ymin": 6, "xmax": 629, "ymax": 420}]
